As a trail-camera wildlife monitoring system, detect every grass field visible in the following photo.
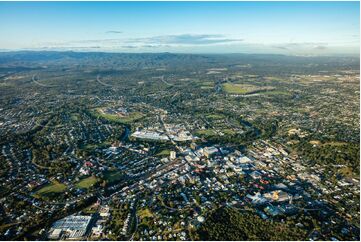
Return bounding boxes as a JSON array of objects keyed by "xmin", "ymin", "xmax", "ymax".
[
  {"xmin": 104, "ymin": 170, "xmax": 124, "ymax": 183},
  {"xmin": 137, "ymin": 208, "xmax": 154, "ymax": 219},
  {"xmin": 195, "ymin": 129, "xmax": 217, "ymax": 137},
  {"xmin": 76, "ymin": 176, "xmax": 98, "ymax": 189},
  {"xmin": 222, "ymin": 83, "xmax": 249, "ymax": 94},
  {"xmin": 221, "ymin": 129, "xmax": 235, "ymax": 135},
  {"xmin": 82, "ymin": 204, "xmax": 99, "ymax": 214},
  {"xmin": 34, "ymin": 181, "xmax": 67, "ymax": 198},
  {"xmin": 338, "ymin": 166, "xmax": 354, "ymax": 178},
  {"xmin": 83, "ymin": 141, "xmax": 112, "ymax": 151},
  {"xmin": 93, "ymin": 108, "xmax": 144, "ymax": 124},
  {"xmin": 156, "ymin": 149, "xmax": 171, "ymax": 156},
  {"xmin": 222, "ymin": 83, "xmax": 275, "ymax": 95},
  {"xmin": 323, "ymin": 141, "xmax": 348, "ymax": 146},
  {"xmin": 70, "ymin": 113, "xmax": 81, "ymax": 121}
]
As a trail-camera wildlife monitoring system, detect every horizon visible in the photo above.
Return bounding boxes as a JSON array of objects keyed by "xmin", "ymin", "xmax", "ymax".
[
  {"xmin": 0, "ymin": 1, "xmax": 359, "ymax": 56},
  {"xmin": 0, "ymin": 49, "xmax": 359, "ymax": 58}
]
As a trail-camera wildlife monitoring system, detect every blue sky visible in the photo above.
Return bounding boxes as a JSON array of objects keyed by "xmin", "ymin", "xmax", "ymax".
[{"xmin": 0, "ymin": 1, "xmax": 359, "ymax": 55}]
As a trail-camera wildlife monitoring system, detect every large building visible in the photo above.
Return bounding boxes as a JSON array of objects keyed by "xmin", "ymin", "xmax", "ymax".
[
  {"xmin": 203, "ymin": 146, "xmax": 219, "ymax": 158},
  {"xmin": 48, "ymin": 215, "xmax": 92, "ymax": 240},
  {"xmin": 170, "ymin": 151, "xmax": 176, "ymax": 160}
]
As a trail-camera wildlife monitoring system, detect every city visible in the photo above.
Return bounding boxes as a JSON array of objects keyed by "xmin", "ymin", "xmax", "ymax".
[
  {"xmin": 0, "ymin": 1, "xmax": 360, "ymax": 241},
  {"xmin": 0, "ymin": 51, "xmax": 359, "ymax": 241}
]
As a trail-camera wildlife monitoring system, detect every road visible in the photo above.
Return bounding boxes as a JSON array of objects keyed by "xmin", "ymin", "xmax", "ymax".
[
  {"xmin": 32, "ymin": 74, "xmax": 57, "ymax": 87},
  {"xmin": 96, "ymin": 75, "xmax": 113, "ymax": 87},
  {"xmin": 161, "ymin": 75, "xmax": 172, "ymax": 86}
]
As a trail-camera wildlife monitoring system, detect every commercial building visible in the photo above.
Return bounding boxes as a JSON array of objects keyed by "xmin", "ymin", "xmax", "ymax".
[
  {"xmin": 48, "ymin": 215, "xmax": 92, "ymax": 240},
  {"xmin": 170, "ymin": 151, "xmax": 176, "ymax": 160}
]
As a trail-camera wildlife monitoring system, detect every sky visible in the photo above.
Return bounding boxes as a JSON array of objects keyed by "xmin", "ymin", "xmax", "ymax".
[{"xmin": 0, "ymin": 1, "xmax": 359, "ymax": 55}]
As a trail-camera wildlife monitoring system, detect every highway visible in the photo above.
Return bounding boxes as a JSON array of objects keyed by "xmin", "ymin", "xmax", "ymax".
[
  {"xmin": 32, "ymin": 74, "xmax": 57, "ymax": 87},
  {"xmin": 96, "ymin": 75, "xmax": 113, "ymax": 87}
]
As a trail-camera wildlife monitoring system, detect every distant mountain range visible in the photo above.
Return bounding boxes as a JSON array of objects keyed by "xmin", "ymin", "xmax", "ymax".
[{"xmin": 0, "ymin": 51, "xmax": 359, "ymax": 74}]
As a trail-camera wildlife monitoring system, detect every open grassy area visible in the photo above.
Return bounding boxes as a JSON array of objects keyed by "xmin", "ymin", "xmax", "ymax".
[
  {"xmin": 137, "ymin": 208, "xmax": 154, "ymax": 219},
  {"xmin": 223, "ymin": 83, "xmax": 275, "ymax": 95},
  {"xmin": 221, "ymin": 129, "xmax": 235, "ymax": 135},
  {"xmin": 195, "ymin": 129, "xmax": 217, "ymax": 137},
  {"xmin": 83, "ymin": 143, "xmax": 99, "ymax": 150},
  {"xmin": 83, "ymin": 141, "xmax": 112, "ymax": 151},
  {"xmin": 323, "ymin": 141, "xmax": 348, "ymax": 146},
  {"xmin": 76, "ymin": 176, "xmax": 98, "ymax": 189},
  {"xmin": 156, "ymin": 149, "xmax": 171, "ymax": 157},
  {"xmin": 70, "ymin": 113, "xmax": 81, "ymax": 121},
  {"xmin": 93, "ymin": 108, "xmax": 144, "ymax": 124},
  {"xmin": 34, "ymin": 181, "xmax": 67, "ymax": 198},
  {"xmin": 104, "ymin": 170, "xmax": 124, "ymax": 183},
  {"xmin": 222, "ymin": 83, "xmax": 249, "ymax": 94},
  {"xmin": 82, "ymin": 203, "xmax": 99, "ymax": 214},
  {"xmin": 338, "ymin": 166, "xmax": 354, "ymax": 178}
]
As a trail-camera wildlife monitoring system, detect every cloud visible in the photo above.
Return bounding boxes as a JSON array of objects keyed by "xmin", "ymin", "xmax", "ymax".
[
  {"xmin": 106, "ymin": 30, "xmax": 123, "ymax": 34},
  {"xmin": 38, "ymin": 34, "xmax": 244, "ymax": 51},
  {"xmin": 120, "ymin": 45, "xmax": 138, "ymax": 49},
  {"xmin": 35, "ymin": 46, "xmax": 102, "ymax": 52},
  {"xmin": 314, "ymin": 45, "xmax": 327, "ymax": 50},
  {"xmin": 272, "ymin": 42, "xmax": 328, "ymax": 51},
  {"xmin": 129, "ymin": 34, "xmax": 243, "ymax": 46},
  {"xmin": 272, "ymin": 45, "xmax": 288, "ymax": 50}
]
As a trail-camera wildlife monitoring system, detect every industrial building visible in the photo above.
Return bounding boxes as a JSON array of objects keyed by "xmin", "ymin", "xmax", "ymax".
[{"xmin": 48, "ymin": 215, "xmax": 92, "ymax": 240}]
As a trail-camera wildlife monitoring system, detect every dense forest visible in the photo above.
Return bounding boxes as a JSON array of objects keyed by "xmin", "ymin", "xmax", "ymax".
[{"xmin": 196, "ymin": 207, "xmax": 307, "ymax": 241}]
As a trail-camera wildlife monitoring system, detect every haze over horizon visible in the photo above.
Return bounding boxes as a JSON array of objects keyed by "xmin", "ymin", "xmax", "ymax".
[{"xmin": 0, "ymin": 1, "xmax": 359, "ymax": 56}]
